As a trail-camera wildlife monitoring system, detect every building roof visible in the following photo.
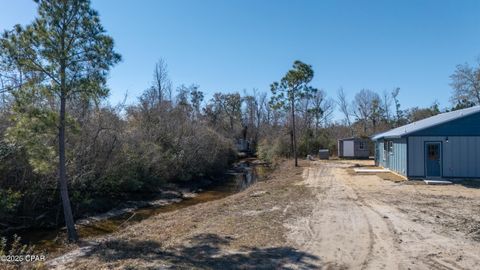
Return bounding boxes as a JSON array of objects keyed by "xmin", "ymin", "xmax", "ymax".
[
  {"xmin": 338, "ymin": 137, "xmax": 369, "ymax": 141},
  {"xmin": 371, "ymin": 106, "xmax": 480, "ymax": 140}
]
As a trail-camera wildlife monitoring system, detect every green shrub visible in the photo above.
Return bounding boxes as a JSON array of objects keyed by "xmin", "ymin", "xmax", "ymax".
[
  {"xmin": 257, "ymin": 136, "xmax": 290, "ymax": 164},
  {"xmin": 298, "ymin": 131, "xmax": 336, "ymax": 157},
  {"xmin": 0, "ymin": 189, "xmax": 22, "ymax": 216},
  {"xmin": 0, "ymin": 235, "xmax": 43, "ymax": 270}
]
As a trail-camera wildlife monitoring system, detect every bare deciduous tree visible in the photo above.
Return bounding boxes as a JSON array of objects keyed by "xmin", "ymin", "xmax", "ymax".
[
  {"xmin": 381, "ymin": 90, "xmax": 392, "ymax": 124},
  {"xmin": 337, "ymin": 87, "xmax": 351, "ymax": 127},
  {"xmin": 450, "ymin": 60, "xmax": 480, "ymax": 107},
  {"xmin": 353, "ymin": 89, "xmax": 380, "ymax": 135},
  {"xmin": 311, "ymin": 89, "xmax": 334, "ymax": 131},
  {"xmin": 153, "ymin": 58, "xmax": 172, "ymax": 103}
]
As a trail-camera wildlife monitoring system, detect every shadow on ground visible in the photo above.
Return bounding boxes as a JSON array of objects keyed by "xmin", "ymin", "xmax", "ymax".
[
  {"xmin": 457, "ymin": 179, "xmax": 480, "ymax": 189},
  {"xmin": 83, "ymin": 233, "xmax": 319, "ymax": 269}
]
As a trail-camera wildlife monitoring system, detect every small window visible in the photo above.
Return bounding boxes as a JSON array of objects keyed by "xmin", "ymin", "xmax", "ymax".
[
  {"xmin": 383, "ymin": 140, "xmax": 394, "ymax": 157},
  {"xmin": 359, "ymin": 141, "xmax": 365, "ymax": 150},
  {"xmin": 428, "ymin": 144, "xmax": 438, "ymax": 160}
]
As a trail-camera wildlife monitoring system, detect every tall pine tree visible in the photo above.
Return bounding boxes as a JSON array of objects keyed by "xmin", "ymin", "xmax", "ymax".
[
  {"xmin": 270, "ymin": 61, "xmax": 317, "ymax": 167},
  {"xmin": 0, "ymin": 0, "xmax": 121, "ymax": 241}
]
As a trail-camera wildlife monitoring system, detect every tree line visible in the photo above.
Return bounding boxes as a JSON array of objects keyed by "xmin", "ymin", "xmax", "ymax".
[{"xmin": 1, "ymin": 0, "xmax": 479, "ymax": 242}]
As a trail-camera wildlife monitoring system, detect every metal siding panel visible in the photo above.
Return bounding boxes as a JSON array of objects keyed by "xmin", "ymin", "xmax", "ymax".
[
  {"xmin": 464, "ymin": 137, "xmax": 474, "ymax": 177},
  {"xmin": 400, "ymin": 138, "xmax": 407, "ymax": 175},
  {"xmin": 376, "ymin": 142, "xmax": 380, "ymax": 166},
  {"xmin": 468, "ymin": 137, "xmax": 475, "ymax": 177},
  {"xmin": 393, "ymin": 143, "xmax": 397, "ymax": 172},
  {"xmin": 448, "ymin": 138, "xmax": 454, "ymax": 177},
  {"xmin": 452, "ymin": 137, "xmax": 459, "ymax": 176},
  {"xmin": 443, "ymin": 137, "xmax": 452, "ymax": 177},
  {"xmin": 472, "ymin": 138, "xmax": 476, "ymax": 176},
  {"xmin": 473, "ymin": 137, "xmax": 479, "ymax": 177},
  {"xmin": 414, "ymin": 137, "xmax": 422, "ymax": 176},
  {"xmin": 471, "ymin": 137, "xmax": 477, "ymax": 177},
  {"xmin": 401, "ymin": 140, "xmax": 405, "ymax": 174},
  {"xmin": 400, "ymin": 139, "xmax": 407, "ymax": 175},
  {"xmin": 471, "ymin": 137, "xmax": 475, "ymax": 177},
  {"xmin": 388, "ymin": 138, "xmax": 407, "ymax": 175},
  {"xmin": 399, "ymin": 142, "xmax": 403, "ymax": 173},
  {"xmin": 463, "ymin": 137, "xmax": 469, "ymax": 177},
  {"xmin": 460, "ymin": 137, "xmax": 466, "ymax": 176},
  {"xmin": 390, "ymin": 142, "xmax": 394, "ymax": 171},
  {"xmin": 407, "ymin": 137, "xmax": 414, "ymax": 175},
  {"xmin": 377, "ymin": 142, "xmax": 381, "ymax": 166},
  {"xmin": 378, "ymin": 141, "xmax": 385, "ymax": 167},
  {"xmin": 379, "ymin": 142, "xmax": 382, "ymax": 166},
  {"xmin": 467, "ymin": 137, "xmax": 472, "ymax": 177},
  {"xmin": 396, "ymin": 141, "xmax": 400, "ymax": 172},
  {"xmin": 392, "ymin": 142, "xmax": 396, "ymax": 172},
  {"xmin": 458, "ymin": 137, "xmax": 463, "ymax": 177},
  {"xmin": 454, "ymin": 137, "xmax": 461, "ymax": 176},
  {"xmin": 408, "ymin": 137, "xmax": 422, "ymax": 176},
  {"xmin": 477, "ymin": 137, "xmax": 480, "ymax": 176},
  {"xmin": 396, "ymin": 142, "xmax": 400, "ymax": 173},
  {"xmin": 395, "ymin": 140, "xmax": 400, "ymax": 173},
  {"xmin": 408, "ymin": 136, "xmax": 480, "ymax": 179},
  {"xmin": 461, "ymin": 137, "xmax": 468, "ymax": 177},
  {"xmin": 455, "ymin": 137, "xmax": 461, "ymax": 176},
  {"xmin": 409, "ymin": 137, "xmax": 423, "ymax": 176},
  {"xmin": 382, "ymin": 141, "xmax": 386, "ymax": 167},
  {"xmin": 476, "ymin": 138, "xmax": 480, "ymax": 176}
]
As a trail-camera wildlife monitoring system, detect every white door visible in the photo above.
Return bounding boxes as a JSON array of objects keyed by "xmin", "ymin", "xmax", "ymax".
[{"xmin": 343, "ymin": 141, "xmax": 354, "ymax": 157}]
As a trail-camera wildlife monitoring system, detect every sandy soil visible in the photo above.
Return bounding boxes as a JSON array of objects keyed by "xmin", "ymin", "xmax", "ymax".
[
  {"xmin": 42, "ymin": 159, "xmax": 480, "ymax": 270},
  {"xmin": 46, "ymin": 160, "xmax": 314, "ymax": 269},
  {"xmin": 287, "ymin": 160, "xmax": 480, "ymax": 269}
]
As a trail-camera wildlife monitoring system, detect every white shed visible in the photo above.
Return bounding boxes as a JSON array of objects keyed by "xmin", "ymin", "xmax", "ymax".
[{"xmin": 338, "ymin": 137, "xmax": 370, "ymax": 158}]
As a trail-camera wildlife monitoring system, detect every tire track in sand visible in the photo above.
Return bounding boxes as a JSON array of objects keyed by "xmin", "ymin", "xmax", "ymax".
[{"xmin": 287, "ymin": 163, "xmax": 382, "ymax": 269}]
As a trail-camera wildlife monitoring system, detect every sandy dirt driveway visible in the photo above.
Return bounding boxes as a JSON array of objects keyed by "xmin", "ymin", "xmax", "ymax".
[{"xmin": 287, "ymin": 160, "xmax": 480, "ymax": 270}]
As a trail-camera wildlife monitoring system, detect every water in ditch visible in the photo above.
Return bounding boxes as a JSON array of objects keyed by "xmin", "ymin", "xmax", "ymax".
[{"xmin": 8, "ymin": 160, "xmax": 270, "ymax": 254}]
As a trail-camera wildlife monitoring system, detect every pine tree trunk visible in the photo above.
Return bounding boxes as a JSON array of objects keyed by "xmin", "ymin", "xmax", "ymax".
[
  {"xmin": 289, "ymin": 129, "xmax": 294, "ymax": 158},
  {"xmin": 291, "ymin": 99, "xmax": 298, "ymax": 167},
  {"xmin": 59, "ymin": 66, "xmax": 78, "ymax": 242}
]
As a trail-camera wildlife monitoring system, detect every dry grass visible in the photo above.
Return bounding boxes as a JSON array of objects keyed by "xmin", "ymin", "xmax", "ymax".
[
  {"xmin": 57, "ymin": 160, "xmax": 319, "ymax": 269},
  {"xmin": 46, "ymin": 159, "xmax": 480, "ymax": 269},
  {"xmin": 340, "ymin": 159, "xmax": 407, "ymax": 183},
  {"xmin": 375, "ymin": 172, "xmax": 407, "ymax": 182}
]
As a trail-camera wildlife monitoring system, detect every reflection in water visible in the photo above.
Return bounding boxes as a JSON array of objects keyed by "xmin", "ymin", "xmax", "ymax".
[{"xmin": 9, "ymin": 161, "xmax": 270, "ymax": 254}]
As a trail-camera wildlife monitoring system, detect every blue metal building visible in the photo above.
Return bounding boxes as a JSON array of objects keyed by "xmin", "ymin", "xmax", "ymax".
[{"xmin": 372, "ymin": 106, "xmax": 480, "ymax": 179}]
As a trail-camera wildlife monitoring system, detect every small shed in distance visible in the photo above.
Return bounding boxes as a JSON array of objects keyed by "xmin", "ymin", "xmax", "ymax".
[{"xmin": 338, "ymin": 137, "xmax": 370, "ymax": 158}]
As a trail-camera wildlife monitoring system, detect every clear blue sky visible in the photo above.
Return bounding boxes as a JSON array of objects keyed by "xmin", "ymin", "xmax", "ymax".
[{"xmin": 1, "ymin": 0, "xmax": 480, "ymax": 117}]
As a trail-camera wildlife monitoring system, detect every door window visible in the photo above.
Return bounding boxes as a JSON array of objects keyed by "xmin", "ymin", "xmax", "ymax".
[{"xmin": 428, "ymin": 144, "xmax": 438, "ymax": 160}]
